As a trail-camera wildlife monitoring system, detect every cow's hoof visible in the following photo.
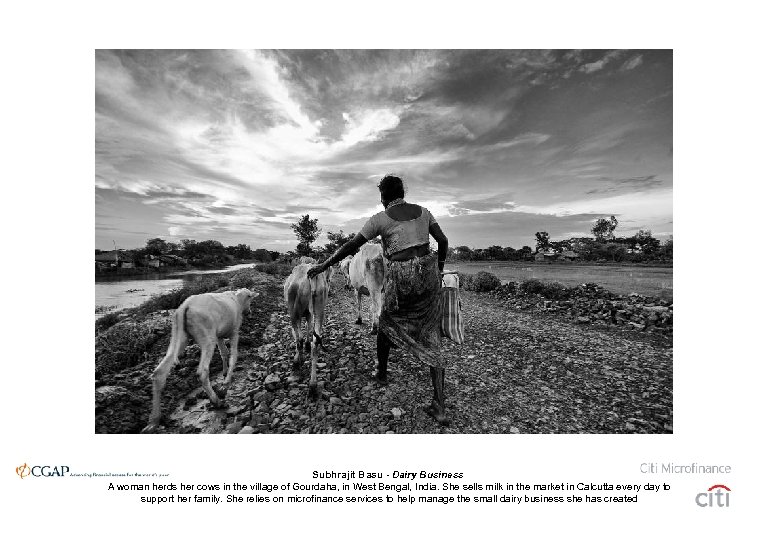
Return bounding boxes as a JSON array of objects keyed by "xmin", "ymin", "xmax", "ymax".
[
  {"xmin": 308, "ymin": 383, "xmax": 320, "ymax": 399},
  {"xmin": 208, "ymin": 398, "xmax": 226, "ymax": 410},
  {"xmin": 370, "ymin": 326, "xmax": 378, "ymax": 335},
  {"xmin": 355, "ymin": 319, "xmax": 363, "ymax": 325},
  {"xmin": 373, "ymin": 373, "xmax": 388, "ymax": 386},
  {"xmin": 423, "ymin": 403, "xmax": 451, "ymax": 426},
  {"xmin": 304, "ymin": 341, "xmax": 312, "ymax": 352},
  {"xmin": 214, "ymin": 384, "xmax": 228, "ymax": 399},
  {"xmin": 141, "ymin": 423, "xmax": 160, "ymax": 434}
]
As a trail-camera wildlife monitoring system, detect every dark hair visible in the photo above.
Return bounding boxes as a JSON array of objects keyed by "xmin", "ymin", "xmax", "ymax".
[{"xmin": 377, "ymin": 174, "xmax": 405, "ymax": 201}]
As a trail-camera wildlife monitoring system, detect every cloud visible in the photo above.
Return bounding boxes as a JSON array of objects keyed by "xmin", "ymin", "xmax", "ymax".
[
  {"xmin": 580, "ymin": 50, "xmax": 624, "ymax": 74},
  {"xmin": 95, "ymin": 49, "xmax": 672, "ymax": 250},
  {"xmin": 621, "ymin": 55, "xmax": 644, "ymax": 71},
  {"xmin": 449, "ymin": 194, "xmax": 516, "ymax": 215},
  {"xmin": 585, "ymin": 175, "xmax": 661, "ymax": 194},
  {"xmin": 482, "ymin": 132, "xmax": 551, "ymax": 152}
]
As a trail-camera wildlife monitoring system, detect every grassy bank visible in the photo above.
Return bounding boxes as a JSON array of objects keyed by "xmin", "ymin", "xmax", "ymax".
[{"xmin": 95, "ymin": 268, "xmax": 258, "ymax": 331}]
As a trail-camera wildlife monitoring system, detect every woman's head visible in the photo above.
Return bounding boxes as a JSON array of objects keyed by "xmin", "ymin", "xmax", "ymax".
[{"xmin": 378, "ymin": 174, "xmax": 405, "ymax": 206}]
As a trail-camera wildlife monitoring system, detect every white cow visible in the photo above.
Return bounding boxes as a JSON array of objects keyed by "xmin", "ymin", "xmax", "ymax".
[
  {"xmin": 348, "ymin": 243, "xmax": 386, "ymax": 334},
  {"xmin": 339, "ymin": 255, "xmax": 353, "ymax": 288},
  {"xmin": 147, "ymin": 288, "xmax": 259, "ymax": 427},
  {"xmin": 284, "ymin": 263, "xmax": 333, "ymax": 396}
]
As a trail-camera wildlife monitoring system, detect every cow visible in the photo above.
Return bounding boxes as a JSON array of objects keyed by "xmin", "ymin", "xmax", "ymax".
[
  {"xmin": 348, "ymin": 243, "xmax": 386, "ymax": 334},
  {"xmin": 146, "ymin": 288, "xmax": 259, "ymax": 428},
  {"xmin": 338, "ymin": 255, "xmax": 353, "ymax": 289},
  {"xmin": 283, "ymin": 262, "xmax": 333, "ymax": 396}
]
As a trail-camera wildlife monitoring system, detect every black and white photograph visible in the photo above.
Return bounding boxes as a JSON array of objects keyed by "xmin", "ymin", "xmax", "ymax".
[
  {"xmin": 8, "ymin": 1, "xmax": 779, "ymax": 537},
  {"xmin": 95, "ymin": 49, "xmax": 673, "ymax": 434}
]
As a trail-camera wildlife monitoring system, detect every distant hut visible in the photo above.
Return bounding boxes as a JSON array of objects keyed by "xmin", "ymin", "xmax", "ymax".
[
  {"xmin": 95, "ymin": 250, "xmax": 133, "ymax": 270},
  {"xmin": 560, "ymin": 250, "xmax": 579, "ymax": 262},
  {"xmin": 535, "ymin": 250, "xmax": 558, "ymax": 263}
]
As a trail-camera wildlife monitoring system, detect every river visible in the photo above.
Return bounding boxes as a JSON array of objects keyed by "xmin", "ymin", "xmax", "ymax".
[{"xmin": 95, "ymin": 263, "xmax": 257, "ymax": 314}]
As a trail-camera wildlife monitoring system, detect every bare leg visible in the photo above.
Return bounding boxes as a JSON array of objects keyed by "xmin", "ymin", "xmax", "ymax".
[
  {"xmin": 375, "ymin": 330, "xmax": 390, "ymax": 385},
  {"xmin": 370, "ymin": 288, "xmax": 382, "ymax": 335},
  {"xmin": 425, "ymin": 366, "xmax": 450, "ymax": 426}
]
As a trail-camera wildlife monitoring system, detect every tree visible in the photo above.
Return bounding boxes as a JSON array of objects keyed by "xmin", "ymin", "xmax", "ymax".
[
  {"xmin": 324, "ymin": 229, "xmax": 355, "ymax": 255},
  {"xmin": 486, "ymin": 245, "xmax": 504, "ymax": 260},
  {"xmin": 253, "ymin": 248, "xmax": 273, "ymax": 262},
  {"xmin": 145, "ymin": 238, "xmax": 176, "ymax": 255},
  {"xmin": 661, "ymin": 236, "xmax": 673, "ymax": 260},
  {"xmin": 232, "ymin": 243, "xmax": 252, "ymax": 259},
  {"xmin": 535, "ymin": 231, "xmax": 550, "ymax": 252},
  {"xmin": 179, "ymin": 239, "xmax": 199, "ymax": 259},
  {"xmin": 592, "ymin": 216, "xmax": 618, "ymax": 242},
  {"xmin": 291, "ymin": 214, "xmax": 321, "ymax": 256},
  {"xmin": 633, "ymin": 229, "xmax": 660, "ymax": 255},
  {"xmin": 519, "ymin": 246, "xmax": 533, "ymax": 260},
  {"xmin": 454, "ymin": 246, "xmax": 473, "ymax": 260},
  {"xmin": 502, "ymin": 246, "xmax": 518, "ymax": 260}
]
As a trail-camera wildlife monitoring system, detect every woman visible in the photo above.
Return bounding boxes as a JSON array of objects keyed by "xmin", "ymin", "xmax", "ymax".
[{"xmin": 307, "ymin": 174, "xmax": 450, "ymax": 425}]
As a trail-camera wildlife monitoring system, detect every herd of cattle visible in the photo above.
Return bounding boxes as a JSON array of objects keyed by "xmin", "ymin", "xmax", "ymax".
[{"xmin": 146, "ymin": 244, "xmax": 388, "ymax": 429}]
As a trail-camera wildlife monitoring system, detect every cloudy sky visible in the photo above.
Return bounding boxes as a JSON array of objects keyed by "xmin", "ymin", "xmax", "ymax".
[{"xmin": 95, "ymin": 49, "xmax": 672, "ymax": 252}]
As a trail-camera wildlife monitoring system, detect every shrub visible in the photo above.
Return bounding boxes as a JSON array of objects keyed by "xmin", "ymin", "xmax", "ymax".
[
  {"xmin": 520, "ymin": 278, "xmax": 546, "ymax": 295},
  {"xmin": 230, "ymin": 271, "xmax": 256, "ymax": 290},
  {"xmin": 463, "ymin": 271, "xmax": 501, "ymax": 292},
  {"xmin": 519, "ymin": 278, "xmax": 571, "ymax": 300},
  {"xmin": 540, "ymin": 281, "xmax": 570, "ymax": 300},
  {"xmin": 95, "ymin": 311, "xmax": 121, "ymax": 331},
  {"xmin": 132, "ymin": 274, "xmax": 230, "ymax": 317},
  {"xmin": 255, "ymin": 262, "xmax": 294, "ymax": 276},
  {"xmin": 95, "ymin": 318, "xmax": 168, "ymax": 376}
]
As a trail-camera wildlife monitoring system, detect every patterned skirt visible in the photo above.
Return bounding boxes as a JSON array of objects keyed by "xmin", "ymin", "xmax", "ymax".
[{"xmin": 379, "ymin": 251, "xmax": 444, "ymax": 368}]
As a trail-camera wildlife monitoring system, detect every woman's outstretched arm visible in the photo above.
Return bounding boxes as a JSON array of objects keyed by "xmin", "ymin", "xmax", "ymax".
[{"xmin": 307, "ymin": 233, "xmax": 368, "ymax": 278}]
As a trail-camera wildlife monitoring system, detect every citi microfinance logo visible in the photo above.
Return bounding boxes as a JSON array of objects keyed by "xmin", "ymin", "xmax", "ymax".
[
  {"xmin": 15, "ymin": 463, "xmax": 70, "ymax": 479},
  {"xmin": 695, "ymin": 484, "xmax": 731, "ymax": 507}
]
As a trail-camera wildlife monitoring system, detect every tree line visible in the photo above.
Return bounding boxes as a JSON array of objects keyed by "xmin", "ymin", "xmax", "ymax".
[
  {"xmin": 97, "ymin": 214, "xmax": 672, "ymax": 269},
  {"xmin": 288, "ymin": 214, "xmax": 672, "ymax": 264},
  {"xmin": 95, "ymin": 238, "xmax": 282, "ymax": 267}
]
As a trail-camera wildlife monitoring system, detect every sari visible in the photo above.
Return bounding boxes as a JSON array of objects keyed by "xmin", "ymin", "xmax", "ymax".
[{"xmin": 378, "ymin": 251, "xmax": 444, "ymax": 368}]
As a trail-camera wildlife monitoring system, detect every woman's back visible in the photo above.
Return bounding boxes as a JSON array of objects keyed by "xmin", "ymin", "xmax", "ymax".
[
  {"xmin": 385, "ymin": 203, "xmax": 423, "ymax": 222},
  {"xmin": 360, "ymin": 202, "xmax": 436, "ymax": 260}
]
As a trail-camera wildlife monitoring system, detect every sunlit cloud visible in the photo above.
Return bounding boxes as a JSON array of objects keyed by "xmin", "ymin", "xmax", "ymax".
[{"xmin": 95, "ymin": 49, "xmax": 672, "ymax": 250}]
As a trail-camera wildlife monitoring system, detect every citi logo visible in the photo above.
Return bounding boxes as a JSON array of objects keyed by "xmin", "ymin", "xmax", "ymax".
[
  {"xmin": 15, "ymin": 463, "xmax": 70, "ymax": 478},
  {"xmin": 695, "ymin": 484, "xmax": 731, "ymax": 507}
]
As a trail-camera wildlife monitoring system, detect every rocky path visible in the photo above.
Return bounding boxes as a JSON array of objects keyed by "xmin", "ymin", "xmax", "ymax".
[{"xmin": 95, "ymin": 271, "xmax": 672, "ymax": 434}]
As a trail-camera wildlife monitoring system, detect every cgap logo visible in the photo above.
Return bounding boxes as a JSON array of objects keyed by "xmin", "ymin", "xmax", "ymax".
[
  {"xmin": 15, "ymin": 463, "xmax": 70, "ymax": 479},
  {"xmin": 695, "ymin": 484, "xmax": 731, "ymax": 507},
  {"xmin": 16, "ymin": 463, "xmax": 31, "ymax": 479}
]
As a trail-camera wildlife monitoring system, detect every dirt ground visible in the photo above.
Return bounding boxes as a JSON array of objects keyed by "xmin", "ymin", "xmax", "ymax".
[{"xmin": 95, "ymin": 270, "xmax": 672, "ymax": 434}]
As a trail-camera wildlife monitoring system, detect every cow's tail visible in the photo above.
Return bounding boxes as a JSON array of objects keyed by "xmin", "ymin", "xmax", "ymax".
[{"xmin": 166, "ymin": 304, "xmax": 189, "ymax": 361}]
